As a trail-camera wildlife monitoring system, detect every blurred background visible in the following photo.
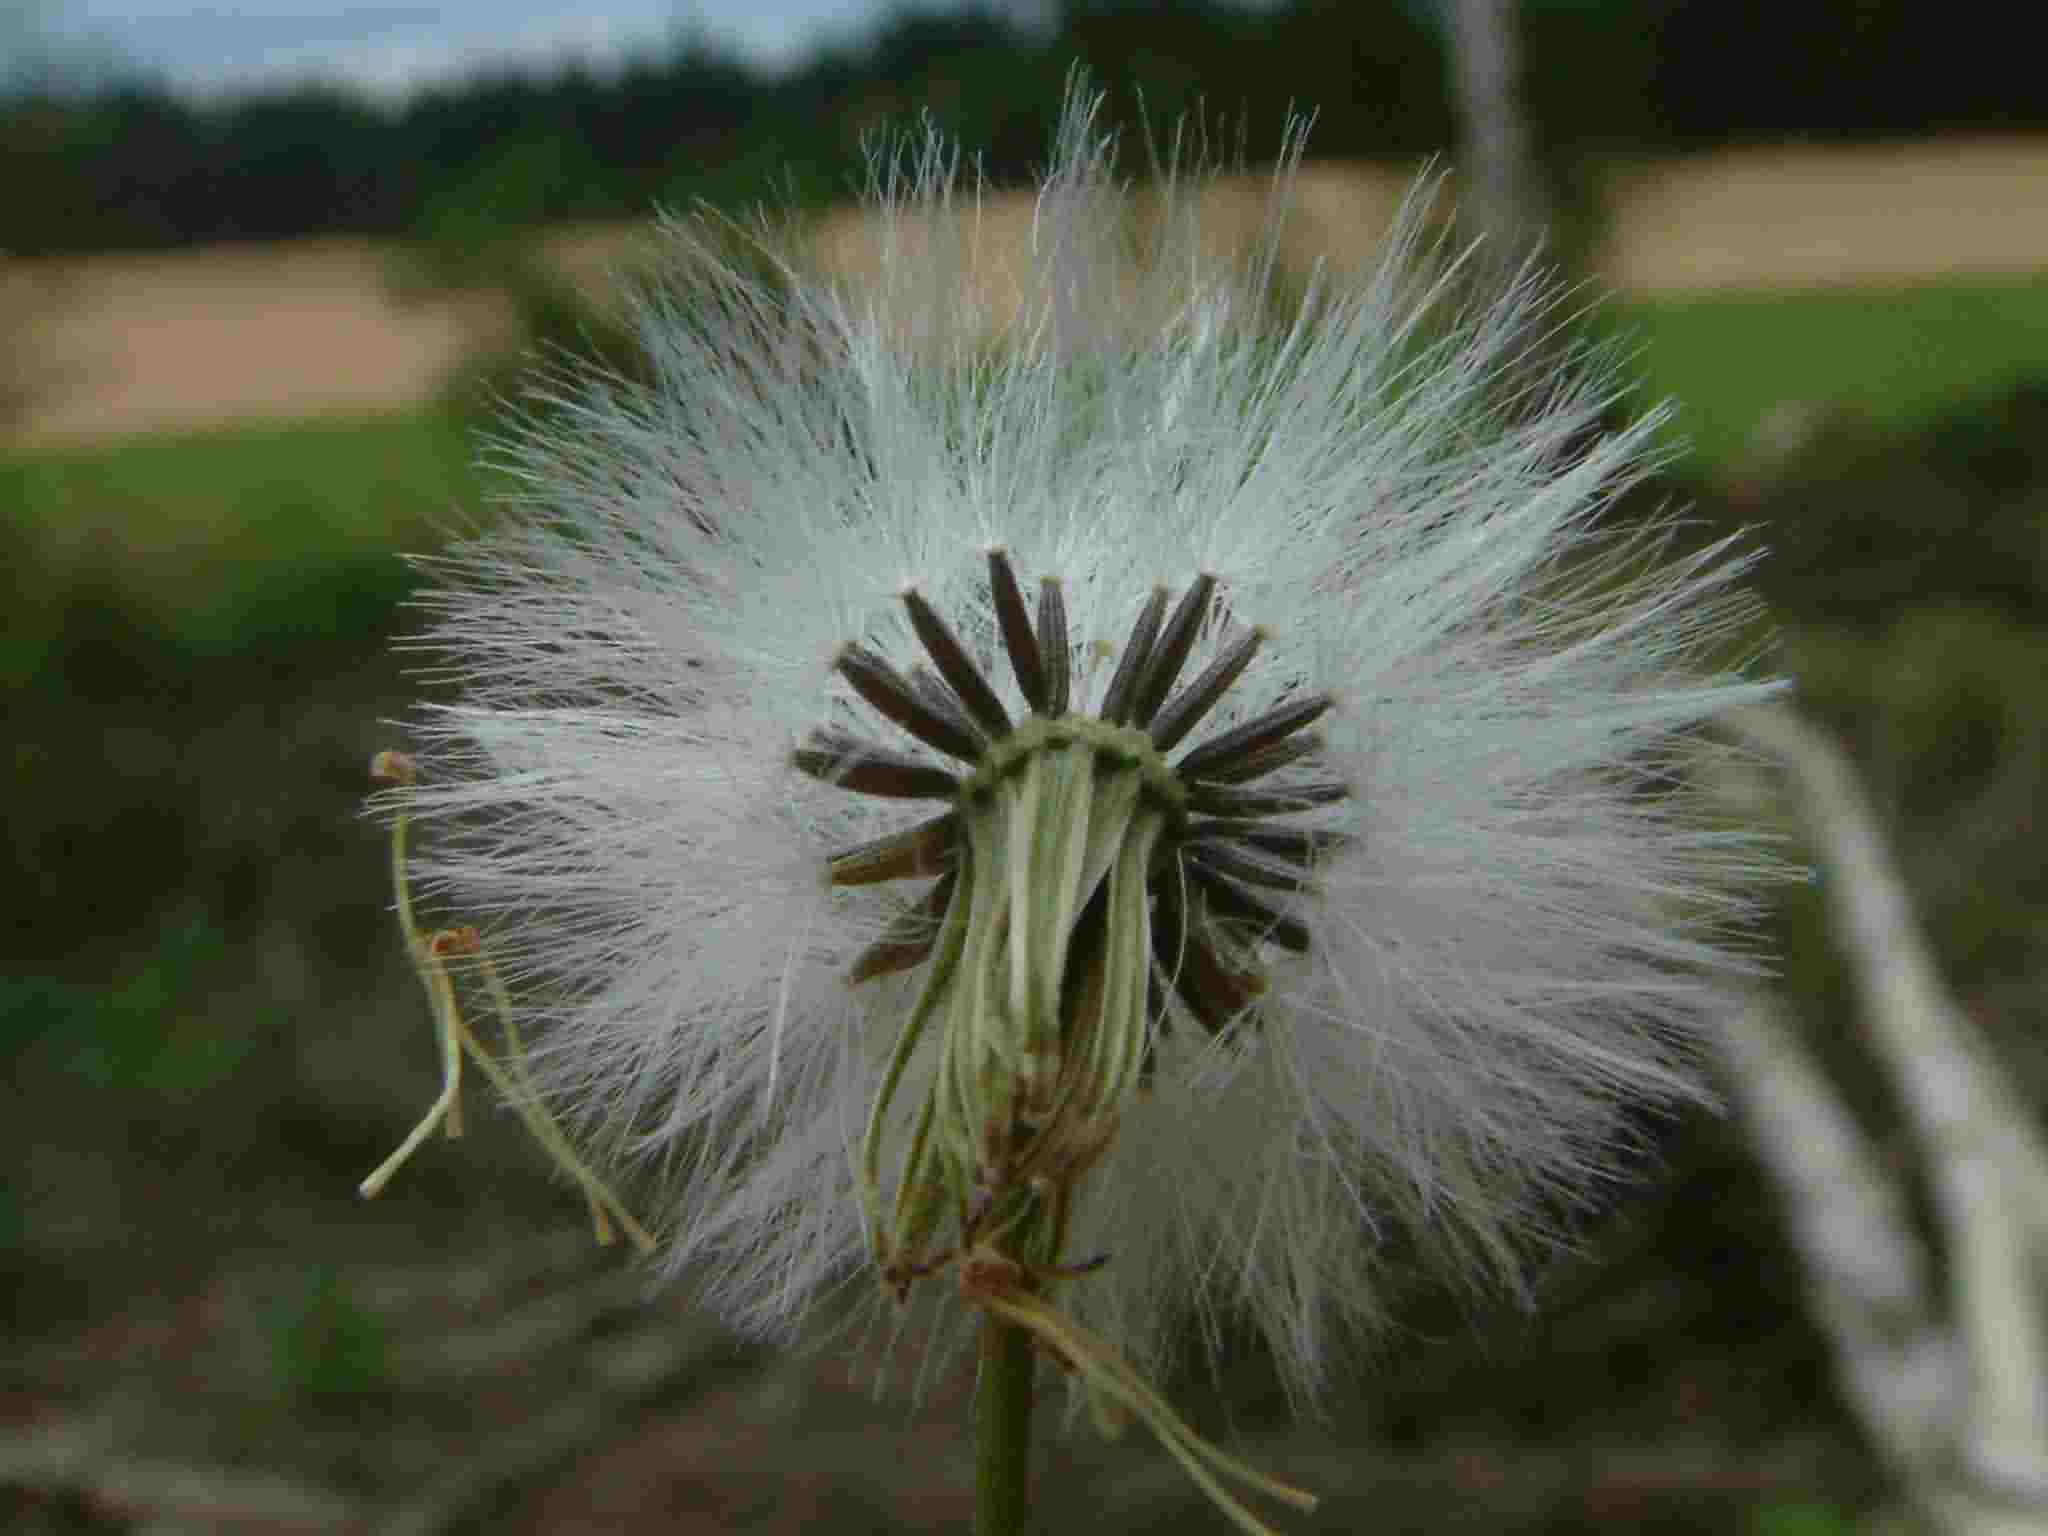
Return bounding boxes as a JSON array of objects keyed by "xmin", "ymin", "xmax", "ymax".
[{"xmin": 5, "ymin": 2, "xmax": 2047, "ymax": 1532}]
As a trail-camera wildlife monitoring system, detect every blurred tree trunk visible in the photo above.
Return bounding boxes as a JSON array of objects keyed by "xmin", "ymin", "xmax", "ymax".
[{"xmin": 1445, "ymin": 0, "xmax": 1546, "ymax": 261}]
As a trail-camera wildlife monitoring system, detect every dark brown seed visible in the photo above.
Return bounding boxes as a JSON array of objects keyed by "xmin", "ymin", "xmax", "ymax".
[
  {"xmin": 1190, "ymin": 823, "xmax": 1348, "ymax": 865},
  {"xmin": 1184, "ymin": 840, "xmax": 1314, "ymax": 893},
  {"xmin": 1037, "ymin": 577, "xmax": 1071, "ymax": 717},
  {"xmin": 836, "ymin": 644, "xmax": 983, "ymax": 761},
  {"xmin": 987, "ymin": 548, "xmax": 1047, "ymax": 714},
  {"xmin": 1189, "ymin": 730, "xmax": 1325, "ymax": 787},
  {"xmin": 1056, "ymin": 882, "xmax": 1111, "ymax": 1048},
  {"xmin": 827, "ymin": 811, "xmax": 960, "ymax": 887},
  {"xmin": 847, "ymin": 870, "xmax": 959, "ymax": 984},
  {"xmin": 1175, "ymin": 694, "xmax": 1332, "ymax": 783},
  {"xmin": 1148, "ymin": 625, "xmax": 1264, "ymax": 754},
  {"xmin": 1126, "ymin": 574, "xmax": 1215, "ymax": 729},
  {"xmin": 1166, "ymin": 930, "xmax": 1266, "ymax": 1037},
  {"xmin": 1182, "ymin": 779, "xmax": 1349, "ymax": 819},
  {"xmin": 793, "ymin": 729, "xmax": 960, "ymax": 800},
  {"xmin": 1149, "ymin": 859, "xmax": 1190, "ymax": 993},
  {"xmin": 907, "ymin": 666, "xmax": 984, "ymax": 752},
  {"xmin": 1185, "ymin": 865, "xmax": 1311, "ymax": 953},
  {"xmin": 902, "ymin": 587, "xmax": 1011, "ymax": 739},
  {"xmin": 1099, "ymin": 585, "xmax": 1170, "ymax": 725},
  {"xmin": 1147, "ymin": 864, "xmax": 1265, "ymax": 1036}
]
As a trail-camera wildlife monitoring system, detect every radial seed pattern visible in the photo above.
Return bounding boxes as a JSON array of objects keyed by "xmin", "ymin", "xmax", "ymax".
[
  {"xmin": 795, "ymin": 549, "xmax": 1346, "ymax": 1043},
  {"xmin": 790, "ymin": 548, "xmax": 1349, "ymax": 1312}
]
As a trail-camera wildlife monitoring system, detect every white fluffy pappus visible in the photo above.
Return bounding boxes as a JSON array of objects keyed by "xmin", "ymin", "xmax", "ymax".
[{"xmin": 387, "ymin": 90, "xmax": 1784, "ymax": 1423}]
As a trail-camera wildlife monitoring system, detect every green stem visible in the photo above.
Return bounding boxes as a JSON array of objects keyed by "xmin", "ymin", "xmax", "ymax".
[{"xmin": 975, "ymin": 1311, "xmax": 1036, "ymax": 1536}]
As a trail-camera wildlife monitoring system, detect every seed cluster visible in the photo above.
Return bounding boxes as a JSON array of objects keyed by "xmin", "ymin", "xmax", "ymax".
[
  {"xmin": 797, "ymin": 550, "xmax": 1347, "ymax": 1026},
  {"xmin": 791, "ymin": 549, "xmax": 1347, "ymax": 1309}
]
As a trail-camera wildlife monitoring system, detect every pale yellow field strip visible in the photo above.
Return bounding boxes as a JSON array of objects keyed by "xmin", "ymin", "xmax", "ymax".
[{"xmin": 5, "ymin": 137, "xmax": 2045, "ymax": 449}]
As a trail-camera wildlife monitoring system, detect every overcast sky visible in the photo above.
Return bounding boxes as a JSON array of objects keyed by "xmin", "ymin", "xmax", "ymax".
[{"xmin": 38, "ymin": 1, "xmax": 994, "ymax": 100}]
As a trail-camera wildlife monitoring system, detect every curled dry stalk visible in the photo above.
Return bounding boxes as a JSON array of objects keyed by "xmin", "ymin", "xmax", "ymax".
[{"xmin": 361, "ymin": 750, "xmax": 654, "ymax": 1256}]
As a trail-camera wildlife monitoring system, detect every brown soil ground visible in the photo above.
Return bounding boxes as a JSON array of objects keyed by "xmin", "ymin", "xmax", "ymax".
[{"xmin": 6, "ymin": 135, "xmax": 2046, "ymax": 449}]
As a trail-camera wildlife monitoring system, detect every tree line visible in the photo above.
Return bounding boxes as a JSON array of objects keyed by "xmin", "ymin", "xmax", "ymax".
[{"xmin": 3, "ymin": 0, "xmax": 2040, "ymax": 257}]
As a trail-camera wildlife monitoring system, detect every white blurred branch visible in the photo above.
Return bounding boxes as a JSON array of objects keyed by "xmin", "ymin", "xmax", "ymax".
[
  {"xmin": 1720, "ymin": 991, "xmax": 1958, "ymax": 1460},
  {"xmin": 1717, "ymin": 702, "xmax": 2048, "ymax": 1532}
]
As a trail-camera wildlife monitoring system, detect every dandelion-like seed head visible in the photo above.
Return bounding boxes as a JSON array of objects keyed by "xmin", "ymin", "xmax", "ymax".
[{"xmin": 374, "ymin": 86, "xmax": 1783, "ymax": 1529}]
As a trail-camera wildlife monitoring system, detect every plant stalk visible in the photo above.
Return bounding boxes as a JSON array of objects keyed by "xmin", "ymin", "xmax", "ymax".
[{"xmin": 975, "ymin": 1311, "xmax": 1036, "ymax": 1535}]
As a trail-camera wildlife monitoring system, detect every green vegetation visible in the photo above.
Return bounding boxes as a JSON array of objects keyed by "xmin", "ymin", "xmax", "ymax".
[
  {"xmin": 2, "ymin": 404, "xmax": 476, "ymax": 577},
  {"xmin": 1607, "ymin": 272, "xmax": 2048, "ymax": 470},
  {"xmin": 1, "ymin": 913, "xmax": 255, "ymax": 1096},
  {"xmin": 263, "ymin": 1265, "xmax": 397, "ymax": 1407},
  {"xmin": 1, "ymin": 407, "xmax": 482, "ymax": 678},
  {"xmin": 1753, "ymin": 1504, "xmax": 1859, "ymax": 1536}
]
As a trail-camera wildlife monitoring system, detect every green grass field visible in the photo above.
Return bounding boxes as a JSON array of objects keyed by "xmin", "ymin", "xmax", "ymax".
[
  {"xmin": 2, "ymin": 408, "xmax": 482, "ymax": 676},
  {"xmin": 3, "ymin": 405, "xmax": 477, "ymax": 579},
  {"xmin": 1605, "ymin": 270, "xmax": 2048, "ymax": 468}
]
